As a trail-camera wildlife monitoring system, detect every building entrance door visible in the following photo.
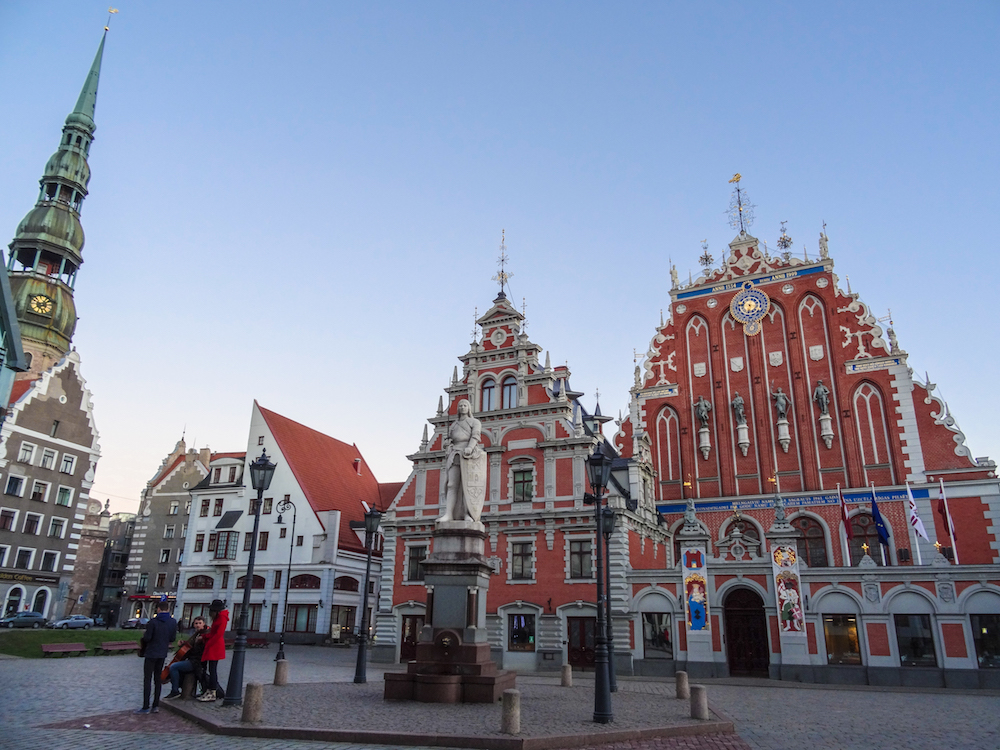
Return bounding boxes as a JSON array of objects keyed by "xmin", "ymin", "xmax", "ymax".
[
  {"xmin": 400, "ymin": 614, "xmax": 424, "ymax": 662},
  {"xmin": 567, "ymin": 617, "xmax": 596, "ymax": 670},
  {"xmin": 723, "ymin": 588, "xmax": 770, "ymax": 677}
]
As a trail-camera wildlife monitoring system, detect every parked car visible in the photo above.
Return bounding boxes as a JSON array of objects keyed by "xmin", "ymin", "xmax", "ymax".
[
  {"xmin": 93, "ymin": 615, "xmax": 106, "ymax": 627},
  {"xmin": 123, "ymin": 616, "xmax": 149, "ymax": 629},
  {"xmin": 1, "ymin": 611, "xmax": 48, "ymax": 629},
  {"xmin": 48, "ymin": 615, "xmax": 95, "ymax": 630}
]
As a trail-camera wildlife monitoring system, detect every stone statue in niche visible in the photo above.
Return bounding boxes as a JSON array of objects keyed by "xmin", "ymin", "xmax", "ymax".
[
  {"xmin": 439, "ymin": 399, "xmax": 487, "ymax": 525},
  {"xmin": 694, "ymin": 395, "xmax": 712, "ymax": 427},
  {"xmin": 813, "ymin": 380, "xmax": 831, "ymax": 416},
  {"xmin": 771, "ymin": 387, "xmax": 791, "ymax": 420},
  {"xmin": 731, "ymin": 392, "xmax": 746, "ymax": 426}
]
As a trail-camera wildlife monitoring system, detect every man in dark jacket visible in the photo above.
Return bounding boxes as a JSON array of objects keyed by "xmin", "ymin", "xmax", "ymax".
[{"xmin": 136, "ymin": 600, "xmax": 177, "ymax": 714}]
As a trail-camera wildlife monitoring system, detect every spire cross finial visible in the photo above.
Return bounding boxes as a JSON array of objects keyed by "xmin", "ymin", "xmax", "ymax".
[
  {"xmin": 521, "ymin": 296, "xmax": 527, "ymax": 333},
  {"xmin": 595, "ymin": 387, "xmax": 601, "ymax": 402},
  {"xmin": 491, "ymin": 229, "xmax": 512, "ymax": 295},
  {"xmin": 471, "ymin": 307, "xmax": 479, "ymax": 342}
]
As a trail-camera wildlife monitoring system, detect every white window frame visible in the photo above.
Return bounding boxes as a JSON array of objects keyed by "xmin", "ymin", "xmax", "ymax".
[
  {"xmin": 30, "ymin": 481, "xmax": 50, "ymax": 503},
  {"xmin": 164, "ymin": 524, "xmax": 175, "ymax": 539},
  {"xmin": 172, "ymin": 572, "xmax": 181, "ymax": 588},
  {"xmin": 0, "ymin": 545, "xmax": 8, "ymax": 567},
  {"xmin": 175, "ymin": 547, "xmax": 184, "ymax": 563},
  {"xmin": 39, "ymin": 449, "xmax": 56, "ymax": 470},
  {"xmin": 47, "ymin": 517, "xmax": 66, "ymax": 539},
  {"xmin": 59, "ymin": 454, "xmax": 77, "ymax": 474},
  {"xmin": 564, "ymin": 532, "xmax": 596, "ymax": 584},
  {"xmin": 17, "ymin": 443, "xmax": 36, "ymax": 465},
  {"xmin": 4, "ymin": 476, "xmax": 25, "ymax": 497},
  {"xmin": 508, "ymin": 458, "xmax": 537, "ymax": 504},
  {"xmin": 39, "ymin": 550, "xmax": 59, "ymax": 572},
  {"xmin": 0, "ymin": 506, "xmax": 18, "ymax": 532},
  {"xmin": 159, "ymin": 548, "xmax": 170, "ymax": 564},
  {"xmin": 169, "ymin": 502, "xmax": 179, "ymax": 515},
  {"xmin": 402, "ymin": 539, "xmax": 430, "ymax": 585},
  {"xmin": 181, "ymin": 524, "xmax": 187, "ymax": 538},
  {"xmin": 22, "ymin": 512, "xmax": 43, "ymax": 536},
  {"xmin": 14, "ymin": 547, "xmax": 36, "ymax": 570},
  {"xmin": 55, "ymin": 486, "xmax": 73, "ymax": 507},
  {"xmin": 506, "ymin": 535, "xmax": 537, "ymax": 584}
]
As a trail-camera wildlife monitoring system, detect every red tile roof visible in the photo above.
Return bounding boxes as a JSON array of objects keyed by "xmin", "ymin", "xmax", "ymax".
[
  {"xmin": 378, "ymin": 482, "xmax": 405, "ymax": 508},
  {"xmin": 211, "ymin": 452, "xmax": 246, "ymax": 461},
  {"xmin": 258, "ymin": 404, "xmax": 383, "ymax": 555},
  {"xmin": 9, "ymin": 378, "xmax": 38, "ymax": 404}
]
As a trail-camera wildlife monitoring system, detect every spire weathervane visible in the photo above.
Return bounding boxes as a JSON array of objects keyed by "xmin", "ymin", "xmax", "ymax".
[
  {"xmin": 777, "ymin": 221, "xmax": 793, "ymax": 262},
  {"xmin": 492, "ymin": 229, "xmax": 512, "ymax": 298},
  {"xmin": 698, "ymin": 239, "xmax": 713, "ymax": 271},
  {"xmin": 106, "ymin": 7, "xmax": 118, "ymax": 30},
  {"xmin": 727, "ymin": 173, "xmax": 756, "ymax": 233},
  {"xmin": 471, "ymin": 307, "xmax": 479, "ymax": 343}
]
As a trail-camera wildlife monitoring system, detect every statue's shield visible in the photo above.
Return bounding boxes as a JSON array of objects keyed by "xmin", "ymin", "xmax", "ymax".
[{"xmin": 461, "ymin": 451, "xmax": 488, "ymax": 520}]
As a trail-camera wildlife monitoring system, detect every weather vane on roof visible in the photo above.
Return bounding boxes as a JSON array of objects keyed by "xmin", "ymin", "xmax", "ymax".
[
  {"xmin": 777, "ymin": 221, "xmax": 793, "ymax": 262},
  {"xmin": 106, "ymin": 7, "xmax": 118, "ymax": 30},
  {"xmin": 492, "ymin": 229, "xmax": 512, "ymax": 297},
  {"xmin": 727, "ymin": 173, "xmax": 756, "ymax": 233},
  {"xmin": 698, "ymin": 239, "xmax": 714, "ymax": 271},
  {"xmin": 471, "ymin": 307, "xmax": 479, "ymax": 343}
]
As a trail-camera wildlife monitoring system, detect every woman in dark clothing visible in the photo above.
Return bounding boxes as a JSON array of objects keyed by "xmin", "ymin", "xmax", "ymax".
[{"xmin": 137, "ymin": 600, "xmax": 177, "ymax": 714}]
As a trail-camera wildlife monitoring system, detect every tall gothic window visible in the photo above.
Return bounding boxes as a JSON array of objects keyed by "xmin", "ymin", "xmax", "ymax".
[
  {"xmin": 792, "ymin": 516, "xmax": 828, "ymax": 567},
  {"xmin": 849, "ymin": 513, "xmax": 885, "ymax": 566},
  {"xmin": 501, "ymin": 377, "xmax": 517, "ymax": 409},
  {"xmin": 481, "ymin": 379, "xmax": 496, "ymax": 412}
]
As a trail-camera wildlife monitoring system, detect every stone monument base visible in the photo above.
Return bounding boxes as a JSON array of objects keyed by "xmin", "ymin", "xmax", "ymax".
[{"xmin": 384, "ymin": 523, "xmax": 515, "ymax": 704}]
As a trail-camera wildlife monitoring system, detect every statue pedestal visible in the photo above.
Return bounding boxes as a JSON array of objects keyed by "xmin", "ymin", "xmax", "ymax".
[
  {"xmin": 384, "ymin": 524, "xmax": 515, "ymax": 703},
  {"xmin": 818, "ymin": 413, "xmax": 834, "ymax": 449},
  {"xmin": 736, "ymin": 423, "xmax": 750, "ymax": 456},
  {"xmin": 698, "ymin": 426, "xmax": 711, "ymax": 459},
  {"xmin": 776, "ymin": 419, "xmax": 791, "ymax": 453}
]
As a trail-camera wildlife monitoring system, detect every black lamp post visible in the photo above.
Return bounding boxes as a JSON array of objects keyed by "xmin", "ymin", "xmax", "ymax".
[
  {"xmin": 274, "ymin": 497, "xmax": 297, "ymax": 662},
  {"xmin": 586, "ymin": 444, "xmax": 614, "ymax": 724},
  {"xmin": 223, "ymin": 449, "xmax": 276, "ymax": 706},
  {"xmin": 354, "ymin": 506, "xmax": 382, "ymax": 683},
  {"xmin": 601, "ymin": 504, "xmax": 618, "ymax": 693}
]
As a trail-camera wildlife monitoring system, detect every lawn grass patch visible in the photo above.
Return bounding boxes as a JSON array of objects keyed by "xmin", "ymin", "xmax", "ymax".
[{"xmin": 0, "ymin": 628, "xmax": 140, "ymax": 658}]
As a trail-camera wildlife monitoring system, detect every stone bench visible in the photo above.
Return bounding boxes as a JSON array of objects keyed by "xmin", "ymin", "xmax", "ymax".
[
  {"xmin": 41, "ymin": 642, "xmax": 88, "ymax": 657},
  {"xmin": 95, "ymin": 640, "xmax": 140, "ymax": 655}
]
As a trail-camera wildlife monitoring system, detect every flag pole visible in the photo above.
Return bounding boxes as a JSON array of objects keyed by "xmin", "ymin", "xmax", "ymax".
[
  {"xmin": 940, "ymin": 479, "xmax": 959, "ymax": 564},
  {"xmin": 872, "ymin": 483, "xmax": 887, "ymax": 565},
  {"xmin": 905, "ymin": 482, "xmax": 925, "ymax": 566},
  {"xmin": 839, "ymin": 483, "xmax": 852, "ymax": 567}
]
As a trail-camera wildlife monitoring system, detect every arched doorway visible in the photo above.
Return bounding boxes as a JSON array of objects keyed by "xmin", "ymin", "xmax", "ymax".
[{"xmin": 724, "ymin": 588, "xmax": 769, "ymax": 677}]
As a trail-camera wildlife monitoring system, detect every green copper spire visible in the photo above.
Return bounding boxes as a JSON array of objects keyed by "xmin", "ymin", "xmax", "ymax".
[
  {"xmin": 6, "ymin": 30, "xmax": 110, "ymax": 377},
  {"xmin": 67, "ymin": 30, "xmax": 106, "ymax": 133}
]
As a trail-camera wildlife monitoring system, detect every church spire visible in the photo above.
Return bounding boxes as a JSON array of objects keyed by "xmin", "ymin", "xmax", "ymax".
[{"xmin": 6, "ymin": 31, "xmax": 109, "ymax": 378}]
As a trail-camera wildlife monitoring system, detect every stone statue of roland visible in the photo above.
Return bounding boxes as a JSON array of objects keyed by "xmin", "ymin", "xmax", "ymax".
[{"xmin": 439, "ymin": 399, "xmax": 488, "ymax": 525}]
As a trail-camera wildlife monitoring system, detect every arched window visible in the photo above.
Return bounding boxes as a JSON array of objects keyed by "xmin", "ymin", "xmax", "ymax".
[
  {"xmin": 849, "ymin": 513, "xmax": 885, "ymax": 566},
  {"xmin": 334, "ymin": 576, "xmax": 359, "ymax": 591},
  {"xmin": 290, "ymin": 574, "xmax": 321, "ymax": 589},
  {"xmin": 4, "ymin": 588, "xmax": 22, "ymax": 616},
  {"xmin": 501, "ymin": 377, "xmax": 518, "ymax": 409},
  {"xmin": 481, "ymin": 379, "xmax": 496, "ymax": 412},
  {"xmin": 792, "ymin": 516, "xmax": 828, "ymax": 567},
  {"xmin": 236, "ymin": 574, "xmax": 265, "ymax": 589},
  {"xmin": 186, "ymin": 575, "xmax": 215, "ymax": 590},
  {"xmin": 32, "ymin": 589, "xmax": 48, "ymax": 615}
]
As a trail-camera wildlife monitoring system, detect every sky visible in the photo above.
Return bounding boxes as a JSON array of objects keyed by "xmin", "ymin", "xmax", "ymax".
[{"xmin": 1, "ymin": 2, "xmax": 998, "ymax": 515}]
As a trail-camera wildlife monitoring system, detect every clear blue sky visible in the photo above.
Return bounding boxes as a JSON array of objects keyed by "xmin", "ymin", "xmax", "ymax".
[{"xmin": 2, "ymin": 2, "xmax": 998, "ymax": 513}]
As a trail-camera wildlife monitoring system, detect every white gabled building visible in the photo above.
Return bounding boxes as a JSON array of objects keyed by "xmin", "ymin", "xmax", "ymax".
[{"xmin": 176, "ymin": 401, "xmax": 397, "ymax": 643}]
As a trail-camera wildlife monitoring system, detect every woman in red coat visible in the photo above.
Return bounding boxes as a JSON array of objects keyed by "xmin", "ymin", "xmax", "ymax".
[{"xmin": 197, "ymin": 599, "xmax": 229, "ymax": 702}]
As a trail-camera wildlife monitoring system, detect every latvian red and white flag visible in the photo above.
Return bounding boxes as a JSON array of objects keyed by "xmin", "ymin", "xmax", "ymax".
[
  {"xmin": 839, "ymin": 484, "xmax": 852, "ymax": 539},
  {"xmin": 906, "ymin": 483, "xmax": 930, "ymax": 542}
]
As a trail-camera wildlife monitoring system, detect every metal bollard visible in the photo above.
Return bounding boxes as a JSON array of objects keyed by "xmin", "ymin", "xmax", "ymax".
[
  {"xmin": 501, "ymin": 689, "xmax": 521, "ymax": 735},
  {"xmin": 690, "ymin": 684, "xmax": 709, "ymax": 720},
  {"xmin": 274, "ymin": 659, "xmax": 289, "ymax": 686},
  {"xmin": 675, "ymin": 670, "xmax": 690, "ymax": 700},
  {"xmin": 241, "ymin": 682, "xmax": 264, "ymax": 723},
  {"xmin": 561, "ymin": 664, "xmax": 573, "ymax": 687}
]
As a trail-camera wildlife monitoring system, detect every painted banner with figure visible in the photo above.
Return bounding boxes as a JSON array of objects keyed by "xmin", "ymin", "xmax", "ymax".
[
  {"xmin": 770, "ymin": 543, "xmax": 805, "ymax": 635},
  {"xmin": 682, "ymin": 545, "xmax": 709, "ymax": 631}
]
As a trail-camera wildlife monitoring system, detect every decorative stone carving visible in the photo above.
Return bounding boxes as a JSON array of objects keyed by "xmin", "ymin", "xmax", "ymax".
[
  {"xmin": 937, "ymin": 581, "xmax": 955, "ymax": 603},
  {"xmin": 864, "ymin": 583, "xmax": 880, "ymax": 602},
  {"xmin": 818, "ymin": 413, "xmax": 834, "ymax": 449},
  {"xmin": 730, "ymin": 356, "xmax": 744, "ymax": 372},
  {"xmin": 693, "ymin": 362, "xmax": 707, "ymax": 378},
  {"xmin": 439, "ymin": 399, "xmax": 487, "ymax": 526},
  {"xmin": 694, "ymin": 396, "xmax": 712, "ymax": 427},
  {"xmin": 698, "ymin": 426, "xmax": 711, "ymax": 459},
  {"xmin": 809, "ymin": 345, "xmax": 824, "ymax": 361},
  {"xmin": 813, "ymin": 380, "xmax": 831, "ymax": 416},
  {"xmin": 768, "ymin": 351, "xmax": 783, "ymax": 367},
  {"xmin": 771, "ymin": 387, "xmax": 791, "ymax": 420}
]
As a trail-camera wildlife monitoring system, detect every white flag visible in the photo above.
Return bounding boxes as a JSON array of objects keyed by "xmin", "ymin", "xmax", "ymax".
[{"xmin": 906, "ymin": 483, "xmax": 929, "ymax": 541}]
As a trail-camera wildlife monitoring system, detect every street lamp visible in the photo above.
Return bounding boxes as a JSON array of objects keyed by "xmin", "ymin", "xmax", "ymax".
[
  {"xmin": 601, "ymin": 504, "xmax": 618, "ymax": 693},
  {"xmin": 354, "ymin": 506, "xmax": 382, "ymax": 684},
  {"xmin": 224, "ymin": 449, "xmax": 276, "ymax": 707},
  {"xmin": 274, "ymin": 497, "xmax": 297, "ymax": 662},
  {"xmin": 586, "ymin": 444, "xmax": 614, "ymax": 724}
]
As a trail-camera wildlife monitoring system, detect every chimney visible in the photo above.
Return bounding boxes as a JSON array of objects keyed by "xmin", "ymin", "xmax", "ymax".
[
  {"xmin": 199, "ymin": 448, "xmax": 212, "ymax": 467},
  {"xmin": 353, "ymin": 458, "xmax": 362, "ymax": 477}
]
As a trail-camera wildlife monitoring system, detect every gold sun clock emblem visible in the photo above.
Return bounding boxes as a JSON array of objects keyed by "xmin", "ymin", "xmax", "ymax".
[{"xmin": 28, "ymin": 295, "xmax": 53, "ymax": 315}]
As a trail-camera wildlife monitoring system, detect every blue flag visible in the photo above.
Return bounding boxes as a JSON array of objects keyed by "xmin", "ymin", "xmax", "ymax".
[{"xmin": 870, "ymin": 486, "xmax": 890, "ymax": 547}]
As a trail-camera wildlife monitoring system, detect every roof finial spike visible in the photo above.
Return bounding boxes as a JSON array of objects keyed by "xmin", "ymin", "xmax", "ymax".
[
  {"xmin": 846, "ymin": 275, "xmax": 852, "ymax": 294},
  {"xmin": 420, "ymin": 424, "xmax": 429, "ymax": 451},
  {"xmin": 544, "ymin": 350, "xmax": 551, "ymax": 371},
  {"xmin": 491, "ymin": 229, "xmax": 512, "ymax": 299},
  {"xmin": 521, "ymin": 296, "xmax": 527, "ymax": 335},
  {"xmin": 471, "ymin": 307, "xmax": 479, "ymax": 343},
  {"xmin": 727, "ymin": 173, "xmax": 755, "ymax": 233},
  {"xmin": 660, "ymin": 309, "xmax": 664, "ymax": 327},
  {"xmin": 71, "ymin": 29, "xmax": 108, "ymax": 130},
  {"xmin": 451, "ymin": 365, "xmax": 458, "ymax": 385},
  {"xmin": 437, "ymin": 395, "xmax": 444, "ymax": 415}
]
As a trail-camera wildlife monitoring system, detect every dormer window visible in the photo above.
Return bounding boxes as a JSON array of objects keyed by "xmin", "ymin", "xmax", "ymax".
[
  {"xmin": 502, "ymin": 376, "xmax": 517, "ymax": 409},
  {"xmin": 481, "ymin": 379, "xmax": 496, "ymax": 412}
]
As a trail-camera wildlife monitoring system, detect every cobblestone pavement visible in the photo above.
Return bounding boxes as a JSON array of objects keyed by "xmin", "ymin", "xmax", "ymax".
[{"xmin": 0, "ymin": 645, "xmax": 997, "ymax": 750}]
